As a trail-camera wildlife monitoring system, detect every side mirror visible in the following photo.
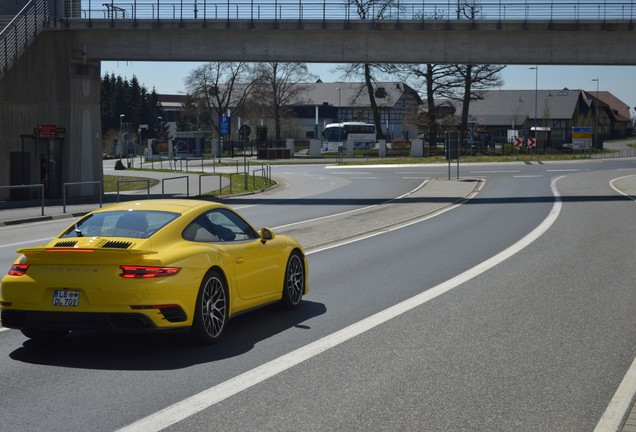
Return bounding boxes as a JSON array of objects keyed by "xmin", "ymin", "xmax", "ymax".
[{"xmin": 260, "ymin": 228, "xmax": 275, "ymax": 242}]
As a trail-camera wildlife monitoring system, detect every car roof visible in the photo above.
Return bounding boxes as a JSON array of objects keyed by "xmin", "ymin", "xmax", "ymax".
[{"xmin": 91, "ymin": 199, "xmax": 225, "ymax": 216}]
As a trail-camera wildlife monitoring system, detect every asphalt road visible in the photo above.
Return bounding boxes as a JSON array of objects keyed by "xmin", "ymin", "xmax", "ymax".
[{"xmin": 0, "ymin": 159, "xmax": 635, "ymax": 432}]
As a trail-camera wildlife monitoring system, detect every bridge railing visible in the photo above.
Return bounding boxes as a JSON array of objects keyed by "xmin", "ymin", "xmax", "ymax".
[
  {"xmin": 74, "ymin": 0, "xmax": 635, "ymax": 23},
  {"xmin": 2, "ymin": 0, "xmax": 634, "ymax": 78},
  {"xmin": 0, "ymin": 0, "xmax": 49, "ymax": 79}
]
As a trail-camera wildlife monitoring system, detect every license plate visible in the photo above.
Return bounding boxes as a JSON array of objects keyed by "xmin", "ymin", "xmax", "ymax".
[{"xmin": 53, "ymin": 290, "xmax": 80, "ymax": 307}]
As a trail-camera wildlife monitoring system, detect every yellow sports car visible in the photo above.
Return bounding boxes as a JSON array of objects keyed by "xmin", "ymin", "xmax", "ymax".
[{"xmin": 0, "ymin": 199, "xmax": 308, "ymax": 344}]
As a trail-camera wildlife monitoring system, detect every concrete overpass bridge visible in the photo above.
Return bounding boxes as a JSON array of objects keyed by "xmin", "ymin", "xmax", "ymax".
[{"xmin": 1, "ymin": 0, "xmax": 635, "ymax": 199}]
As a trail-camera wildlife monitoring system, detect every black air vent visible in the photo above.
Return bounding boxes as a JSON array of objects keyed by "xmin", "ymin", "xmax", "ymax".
[
  {"xmin": 102, "ymin": 241, "xmax": 132, "ymax": 249},
  {"xmin": 55, "ymin": 241, "xmax": 78, "ymax": 248}
]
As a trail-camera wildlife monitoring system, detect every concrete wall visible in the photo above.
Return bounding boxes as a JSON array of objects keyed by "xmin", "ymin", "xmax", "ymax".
[
  {"xmin": 0, "ymin": 31, "xmax": 102, "ymax": 199},
  {"xmin": 64, "ymin": 19, "xmax": 636, "ymax": 65}
]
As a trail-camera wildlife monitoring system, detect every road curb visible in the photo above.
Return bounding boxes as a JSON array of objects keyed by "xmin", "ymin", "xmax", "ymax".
[{"xmin": 284, "ymin": 178, "xmax": 482, "ymax": 252}]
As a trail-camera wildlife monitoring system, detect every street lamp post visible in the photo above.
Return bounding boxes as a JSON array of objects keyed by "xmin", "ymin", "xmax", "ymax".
[
  {"xmin": 336, "ymin": 87, "xmax": 342, "ymax": 158},
  {"xmin": 151, "ymin": 116, "xmax": 163, "ymax": 169},
  {"xmin": 336, "ymin": 87, "xmax": 341, "ymax": 123},
  {"xmin": 529, "ymin": 66, "xmax": 538, "ymax": 157},
  {"xmin": 529, "ymin": 66, "xmax": 538, "ymax": 133},
  {"xmin": 592, "ymin": 78, "xmax": 600, "ymax": 150},
  {"xmin": 119, "ymin": 114, "xmax": 125, "ymax": 159}
]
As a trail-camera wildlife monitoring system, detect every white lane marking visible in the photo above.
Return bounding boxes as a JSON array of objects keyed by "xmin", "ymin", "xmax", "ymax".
[
  {"xmin": 594, "ymin": 356, "xmax": 636, "ymax": 432},
  {"xmin": 469, "ymin": 170, "xmax": 521, "ymax": 174},
  {"xmin": 308, "ymin": 196, "xmax": 467, "ymax": 254},
  {"xmin": 395, "ymin": 171, "xmax": 443, "ymax": 175},
  {"xmin": 1, "ymin": 238, "xmax": 54, "ymax": 249},
  {"xmin": 513, "ymin": 175, "xmax": 544, "ymax": 178},
  {"xmin": 546, "ymin": 169, "xmax": 584, "ymax": 172},
  {"xmin": 609, "ymin": 175, "xmax": 636, "ymax": 202},
  {"xmin": 115, "ymin": 177, "xmax": 564, "ymax": 432},
  {"xmin": 328, "ymin": 172, "xmax": 371, "ymax": 175},
  {"xmin": 273, "ymin": 180, "xmax": 430, "ymax": 230},
  {"xmin": 0, "ymin": 328, "xmax": 9, "ymax": 333},
  {"xmin": 350, "ymin": 177, "xmax": 378, "ymax": 180}
]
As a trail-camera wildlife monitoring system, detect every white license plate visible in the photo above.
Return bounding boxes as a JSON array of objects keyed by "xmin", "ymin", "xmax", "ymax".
[{"xmin": 53, "ymin": 290, "xmax": 80, "ymax": 307}]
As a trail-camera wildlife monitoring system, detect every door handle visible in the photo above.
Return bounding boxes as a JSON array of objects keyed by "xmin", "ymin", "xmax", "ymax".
[{"xmin": 234, "ymin": 257, "xmax": 245, "ymax": 264}]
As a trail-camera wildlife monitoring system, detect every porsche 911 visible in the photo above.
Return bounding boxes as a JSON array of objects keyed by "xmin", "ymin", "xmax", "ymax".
[{"xmin": 0, "ymin": 199, "xmax": 308, "ymax": 344}]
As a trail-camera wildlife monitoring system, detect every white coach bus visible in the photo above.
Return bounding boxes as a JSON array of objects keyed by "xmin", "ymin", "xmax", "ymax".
[{"xmin": 322, "ymin": 122, "xmax": 377, "ymax": 152}]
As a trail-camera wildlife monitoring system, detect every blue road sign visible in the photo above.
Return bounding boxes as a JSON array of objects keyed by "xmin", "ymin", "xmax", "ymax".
[{"xmin": 220, "ymin": 115, "xmax": 230, "ymax": 135}]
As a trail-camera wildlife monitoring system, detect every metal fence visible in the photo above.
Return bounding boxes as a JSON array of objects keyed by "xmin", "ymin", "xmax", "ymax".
[
  {"xmin": 0, "ymin": 184, "xmax": 45, "ymax": 215},
  {"xmin": 78, "ymin": 0, "xmax": 636, "ymax": 22},
  {"xmin": 2, "ymin": 0, "xmax": 635, "ymax": 78},
  {"xmin": 0, "ymin": 0, "xmax": 49, "ymax": 79}
]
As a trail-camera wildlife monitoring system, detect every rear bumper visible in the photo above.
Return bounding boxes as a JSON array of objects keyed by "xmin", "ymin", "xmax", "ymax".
[{"xmin": 1, "ymin": 309, "xmax": 189, "ymax": 333}]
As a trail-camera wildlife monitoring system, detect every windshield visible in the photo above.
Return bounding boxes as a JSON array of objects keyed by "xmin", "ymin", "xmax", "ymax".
[
  {"xmin": 60, "ymin": 210, "xmax": 179, "ymax": 239},
  {"xmin": 323, "ymin": 127, "xmax": 344, "ymax": 142}
]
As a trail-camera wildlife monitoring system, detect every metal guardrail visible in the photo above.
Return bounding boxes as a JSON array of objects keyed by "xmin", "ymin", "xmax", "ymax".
[
  {"xmin": 198, "ymin": 173, "xmax": 222, "ymax": 195},
  {"xmin": 62, "ymin": 180, "xmax": 103, "ymax": 213},
  {"xmin": 116, "ymin": 178, "xmax": 150, "ymax": 202},
  {"xmin": 0, "ymin": 184, "xmax": 45, "ymax": 215},
  {"xmin": 252, "ymin": 167, "xmax": 268, "ymax": 189},
  {"xmin": 161, "ymin": 175, "xmax": 190, "ymax": 197},
  {"xmin": 74, "ymin": 0, "xmax": 636, "ymax": 23},
  {"xmin": 594, "ymin": 148, "xmax": 636, "ymax": 158}
]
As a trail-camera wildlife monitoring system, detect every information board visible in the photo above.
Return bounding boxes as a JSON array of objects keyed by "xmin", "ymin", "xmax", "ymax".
[{"xmin": 572, "ymin": 127, "xmax": 592, "ymax": 150}]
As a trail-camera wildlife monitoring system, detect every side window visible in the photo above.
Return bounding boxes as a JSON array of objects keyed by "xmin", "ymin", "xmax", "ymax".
[
  {"xmin": 183, "ymin": 209, "xmax": 258, "ymax": 243},
  {"xmin": 182, "ymin": 219, "xmax": 220, "ymax": 242}
]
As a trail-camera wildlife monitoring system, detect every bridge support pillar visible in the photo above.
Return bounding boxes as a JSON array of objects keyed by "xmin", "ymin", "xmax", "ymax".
[{"xmin": 0, "ymin": 32, "xmax": 102, "ymax": 200}]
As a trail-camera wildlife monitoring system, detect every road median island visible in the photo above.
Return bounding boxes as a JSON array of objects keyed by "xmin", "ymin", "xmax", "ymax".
[
  {"xmin": 613, "ymin": 175, "xmax": 636, "ymax": 197},
  {"xmin": 281, "ymin": 178, "xmax": 482, "ymax": 251}
]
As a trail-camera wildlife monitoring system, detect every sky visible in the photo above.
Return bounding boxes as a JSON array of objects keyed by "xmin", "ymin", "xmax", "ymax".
[{"xmin": 102, "ymin": 61, "xmax": 636, "ymax": 119}]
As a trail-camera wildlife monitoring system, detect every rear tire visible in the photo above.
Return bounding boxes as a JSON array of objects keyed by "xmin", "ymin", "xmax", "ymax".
[
  {"xmin": 189, "ymin": 269, "xmax": 228, "ymax": 344},
  {"xmin": 280, "ymin": 251, "xmax": 305, "ymax": 309}
]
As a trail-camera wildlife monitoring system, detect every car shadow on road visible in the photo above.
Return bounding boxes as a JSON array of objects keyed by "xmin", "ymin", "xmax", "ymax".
[{"xmin": 8, "ymin": 300, "xmax": 327, "ymax": 370}]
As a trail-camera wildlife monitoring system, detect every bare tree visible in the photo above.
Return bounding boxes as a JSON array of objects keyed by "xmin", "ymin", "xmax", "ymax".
[
  {"xmin": 452, "ymin": 64, "xmax": 505, "ymax": 146},
  {"xmin": 402, "ymin": 64, "xmax": 463, "ymax": 149},
  {"xmin": 252, "ymin": 62, "xmax": 316, "ymax": 140},
  {"xmin": 184, "ymin": 62, "xmax": 255, "ymax": 137},
  {"xmin": 339, "ymin": 0, "xmax": 398, "ymax": 140},
  {"xmin": 335, "ymin": 63, "xmax": 400, "ymax": 140}
]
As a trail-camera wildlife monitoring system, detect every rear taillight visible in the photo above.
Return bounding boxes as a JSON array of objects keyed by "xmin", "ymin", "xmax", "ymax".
[
  {"xmin": 8, "ymin": 264, "xmax": 29, "ymax": 276},
  {"xmin": 119, "ymin": 266, "xmax": 180, "ymax": 278}
]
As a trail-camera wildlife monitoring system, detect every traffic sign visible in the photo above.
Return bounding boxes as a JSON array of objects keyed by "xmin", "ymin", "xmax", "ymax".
[
  {"xmin": 219, "ymin": 115, "xmax": 230, "ymax": 135},
  {"xmin": 514, "ymin": 137, "xmax": 522, "ymax": 148},
  {"xmin": 528, "ymin": 137, "xmax": 536, "ymax": 148},
  {"xmin": 239, "ymin": 124, "xmax": 251, "ymax": 141},
  {"xmin": 572, "ymin": 126, "xmax": 592, "ymax": 150},
  {"xmin": 37, "ymin": 124, "xmax": 57, "ymax": 138}
]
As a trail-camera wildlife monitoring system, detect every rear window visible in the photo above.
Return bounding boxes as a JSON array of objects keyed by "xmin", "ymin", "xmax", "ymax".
[{"xmin": 60, "ymin": 210, "xmax": 179, "ymax": 239}]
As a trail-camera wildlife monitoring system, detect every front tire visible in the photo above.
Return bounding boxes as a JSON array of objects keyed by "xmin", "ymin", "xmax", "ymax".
[
  {"xmin": 281, "ymin": 251, "xmax": 305, "ymax": 309},
  {"xmin": 189, "ymin": 269, "xmax": 228, "ymax": 344}
]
